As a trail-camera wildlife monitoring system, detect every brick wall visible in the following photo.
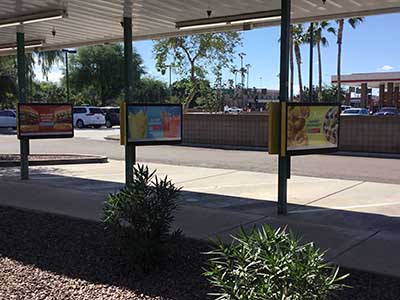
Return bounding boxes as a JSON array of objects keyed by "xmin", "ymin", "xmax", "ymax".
[
  {"xmin": 183, "ymin": 114, "xmax": 268, "ymax": 148},
  {"xmin": 339, "ymin": 116, "xmax": 400, "ymax": 153},
  {"xmin": 183, "ymin": 114, "xmax": 400, "ymax": 154}
]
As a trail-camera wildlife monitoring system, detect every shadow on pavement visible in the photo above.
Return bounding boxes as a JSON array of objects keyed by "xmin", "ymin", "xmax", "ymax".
[
  {"xmin": 0, "ymin": 166, "xmax": 74, "ymax": 178},
  {"xmin": 0, "ymin": 172, "xmax": 400, "ymax": 298}
]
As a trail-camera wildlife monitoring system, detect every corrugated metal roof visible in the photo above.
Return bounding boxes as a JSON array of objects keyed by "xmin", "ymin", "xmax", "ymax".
[{"xmin": 0, "ymin": 0, "xmax": 399, "ymax": 54}]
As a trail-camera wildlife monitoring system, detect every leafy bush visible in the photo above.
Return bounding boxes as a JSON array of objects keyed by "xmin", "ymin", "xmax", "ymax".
[
  {"xmin": 204, "ymin": 225, "xmax": 348, "ymax": 300},
  {"xmin": 103, "ymin": 164, "xmax": 181, "ymax": 271}
]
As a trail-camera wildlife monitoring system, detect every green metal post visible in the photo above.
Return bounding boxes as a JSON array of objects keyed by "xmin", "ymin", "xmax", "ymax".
[
  {"xmin": 124, "ymin": 16, "xmax": 135, "ymax": 185},
  {"xmin": 277, "ymin": 0, "xmax": 291, "ymax": 215},
  {"xmin": 17, "ymin": 30, "xmax": 29, "ymax": 180}
]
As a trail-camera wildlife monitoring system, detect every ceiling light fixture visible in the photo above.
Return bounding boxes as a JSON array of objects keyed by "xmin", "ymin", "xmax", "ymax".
[
  {"xmin": 176, "ymin": 10, "xmax": 281, "ymax": 31},
  {"xmin": 0, "ymin": 9, "xmax": 66, "ymax": 29},
  {"xmin": 0, "ymin": 40, "xmax": 44, "ymax": 52}
]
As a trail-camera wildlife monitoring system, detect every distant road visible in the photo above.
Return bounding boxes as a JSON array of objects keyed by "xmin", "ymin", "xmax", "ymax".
[{"xmin": 0, "ymin": 128, "xmax": 399, "ymax": 184}]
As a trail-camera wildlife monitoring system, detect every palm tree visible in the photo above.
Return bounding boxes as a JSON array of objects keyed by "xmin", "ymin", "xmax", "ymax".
[
  {"xmin": 292, "ymin": 24, "xmax": 306, "ymax": 101},
  {"xmin": 313, "ymin": 21, "xmax": 336, "ymax": 100},
  {"xmin": 289, "ymin": 25, "xmax": 294, "ymax": 101},
  {"xmin": 336, "ymin": 17, "xmax": 364, "ymax": 102}
]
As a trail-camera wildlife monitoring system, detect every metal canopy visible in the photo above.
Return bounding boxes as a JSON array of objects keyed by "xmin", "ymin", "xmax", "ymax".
[
  {"xmin": 0, "ymin": 0, "xmax": 400, "ymax": 54},
  {"xmin": 332, "ymin": 72, "xmax": 400, "ymax": 88}
]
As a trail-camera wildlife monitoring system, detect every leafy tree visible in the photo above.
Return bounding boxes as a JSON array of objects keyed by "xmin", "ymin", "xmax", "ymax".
[
  {"xmin": 301, "ymin": 85, "xmax": 345, "ymax": 103},
  {"xmin": 30, "ymin": 81, "xmax": 65, "ymax": 103},
  {"xmin": 0, "ymin": 56, "xmax": 17, "ymax": 109},
  {"xmin": 69, "ymin": 44, "xmax": 145, "ymax": 106},
  {"xmin": 35, "ymin": 51, "xmax": 63, "ymax": 79},
  {"xmin": 170, "ymin": 78, "xmax": 212, "ymax": 108},
  {"xmin": 336, "ymin": 17, "xmax": 364, "ymax": 102},
  {"xmin": 136, "ymin": 77, "xmax": 168, "ymax": 102},
  {"xmin": 0, "ymin": 50, "xmax": 63, "ymax": 107},
  {"xmin": 153, "ymin": 32, "xmax": 242, "ymax": 110},
  {"xmin": 25, "ymin": 51, "xmax": 63, "ymax": 97}
]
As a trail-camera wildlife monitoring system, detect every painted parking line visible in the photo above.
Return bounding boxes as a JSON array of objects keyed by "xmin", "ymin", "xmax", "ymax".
[
  {"xmin": 291, "ymin": 201, "xmax": 400, "ymax": 214},
  {"xmin": 300, "ymin": 181, "xmax": 365, "ymax": 207}
]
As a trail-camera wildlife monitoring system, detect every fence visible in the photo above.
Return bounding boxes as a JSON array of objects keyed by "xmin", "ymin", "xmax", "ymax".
[{"xmin": 183, "ymin": 113, "xmax": 400, "ymax": 154}]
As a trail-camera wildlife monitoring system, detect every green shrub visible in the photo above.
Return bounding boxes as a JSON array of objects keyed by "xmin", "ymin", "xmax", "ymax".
[
  {"xmin": 103, "ymin": 164, "xmax": 181, "ymax": 270},
  {"xmin": 204, "ymin": 225, "xmax": 348, "ymax": 300}
]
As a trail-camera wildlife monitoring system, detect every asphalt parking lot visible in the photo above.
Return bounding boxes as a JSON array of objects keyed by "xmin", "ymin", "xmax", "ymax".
[{"xmin": 0, "ymin": 127, "xmax": 399, "ymax": 184}]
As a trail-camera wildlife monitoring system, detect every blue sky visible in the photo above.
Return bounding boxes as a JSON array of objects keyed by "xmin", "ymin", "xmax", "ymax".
[{"xmin": 39, "ymin": 13, "xmax": 400, "ymax": 91}]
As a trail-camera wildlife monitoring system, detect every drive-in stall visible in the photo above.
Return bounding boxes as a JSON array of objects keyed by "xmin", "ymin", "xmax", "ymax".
[{"xmin": 1, "ymin": 0, "xmax": 399, "ymax": 214}]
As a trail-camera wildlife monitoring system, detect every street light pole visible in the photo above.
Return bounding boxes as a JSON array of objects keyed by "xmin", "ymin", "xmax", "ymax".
[
  {"xmin": 246, "ymin": 64, "xmax": 251, "ymax": 90},
  {"xmin": 62, "ymin": 49, "xmax": 77, "ymax": 103},
  {"xmin": 239, "ymin": 52, "xmax": 246, "ymax": 107}
]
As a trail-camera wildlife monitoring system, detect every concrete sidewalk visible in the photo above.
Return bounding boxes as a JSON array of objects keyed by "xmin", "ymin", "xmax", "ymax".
[{"xmin": 1, "ymin": 160, "xmax": 400, "ymax": 277}]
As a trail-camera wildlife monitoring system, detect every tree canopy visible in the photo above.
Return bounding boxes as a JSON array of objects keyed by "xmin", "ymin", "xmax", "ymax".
[
  {"xmin": 153, "ymin": 32, "xmax": 242, "ymax": 110},
  {"xmin": 0, "ymin": 56, "xmax": 17, "ymax": 109},
  {"xmin": 68, "ymin": 44, "xmax": 145, "ymax": 106}
]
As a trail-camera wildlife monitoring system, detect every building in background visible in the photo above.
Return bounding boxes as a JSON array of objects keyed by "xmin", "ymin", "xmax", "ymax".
[
  {"xmin": 223, "ymin": 88, "xmax": 279, "ymax": 109},
  {"xmin": 332, "ymin": 72, "xmax": 400, "ymax": 111}
]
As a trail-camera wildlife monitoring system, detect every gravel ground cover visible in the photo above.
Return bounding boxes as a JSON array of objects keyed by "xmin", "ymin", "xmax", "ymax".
[{"xmin": 0, "ymin": 206, "xmax": 399, "ymax": 300}]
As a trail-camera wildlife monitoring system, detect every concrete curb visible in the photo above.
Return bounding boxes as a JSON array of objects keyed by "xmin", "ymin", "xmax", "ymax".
[
  {"xmin": 0, "ymin": 154, "xmax": 108, "ymax": 167},
  {"xmin": 104, "ymin": 135, "xmax": 267, "ymax": 151},
  {"xmin": 332, "ymin": 151, "xmax": 400, "ymax": 160},
  {"xmin": 104, "ymin": 135, "xmax": 119, "ymax": 141}
]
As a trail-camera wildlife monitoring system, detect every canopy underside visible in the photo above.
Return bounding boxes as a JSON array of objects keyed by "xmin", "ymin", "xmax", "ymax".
[{"xmin": 0, "ymin": 0, "xmax": 399, "ymax": 55}]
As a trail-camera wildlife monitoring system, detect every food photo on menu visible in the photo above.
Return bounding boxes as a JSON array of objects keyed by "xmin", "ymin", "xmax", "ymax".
[{"xmin": 287, "ymin": 105, "xmax": 339, "ymax": 151}]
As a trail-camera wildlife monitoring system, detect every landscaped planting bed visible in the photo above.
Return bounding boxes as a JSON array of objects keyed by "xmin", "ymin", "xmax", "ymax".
[{"xmin": 0, "ymin": 206, "xmax": 399, "ymax": 300}]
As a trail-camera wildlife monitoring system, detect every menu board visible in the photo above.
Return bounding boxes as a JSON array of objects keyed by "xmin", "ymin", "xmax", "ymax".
[
  {"xmin": 126, "ymin": 104, "xmax": 182, "ymax": 145},
  {"xmin": 286, "ymin": 103, "xmax": 339, "ymax": 154},
  {"xmin": 17, "ymin": 103, "xmax": 74, "ymax": 139}
]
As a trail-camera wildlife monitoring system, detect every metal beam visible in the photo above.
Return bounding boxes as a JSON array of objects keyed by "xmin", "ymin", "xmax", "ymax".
[
  {"xmin": 277, "ymin": 0, "xmax": 291, "ymax": 215},
  {"xmin": 124, "ymin": 15, "xmax": 135, "ymax": 185},
  {"xmin": 17, "ymin": 29, "xmax": 29, "ymax": 180}
]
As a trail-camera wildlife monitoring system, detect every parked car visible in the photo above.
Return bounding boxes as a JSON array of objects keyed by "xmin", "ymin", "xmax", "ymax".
[
  {"xmin": 73, "ymin": 106, "xmax": 105, "ymax": 128},
  {"xmin": 341, "ymin": 105, "xmax": 352, "ymax": 112},
  {"xmin": 101, "ymin": 107, "xmax": 120, "ymax": 128},
  {"xmin": 373, "ymin": 107, "xmax": 399, "ymax": 116},
  {"xmin": 0, "ymin": 109, "xmax": 17, "ymax": 129},
  {"xmin": 341, "ymin": 108, "xmax": 369, "ymax": 116},
  {"xmin": 225, "ymin": 107, "xmax": 243, "ymax": 114}
]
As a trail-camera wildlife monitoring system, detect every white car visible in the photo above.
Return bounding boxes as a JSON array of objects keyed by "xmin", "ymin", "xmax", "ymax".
[
  {"xmin": 341, "ymin": 108, "xmax": 369, "ymax": 116},
  {"xmin": 225, "ymin": 107, "xmax": 243, "ymax": 114},
  {"xmin": 73, "ymin": 106, "xmax": 105, "ymax": 128},
  {"xmin": 0, "ymin": 110, "xmax": 17, "ymax": 129}
]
